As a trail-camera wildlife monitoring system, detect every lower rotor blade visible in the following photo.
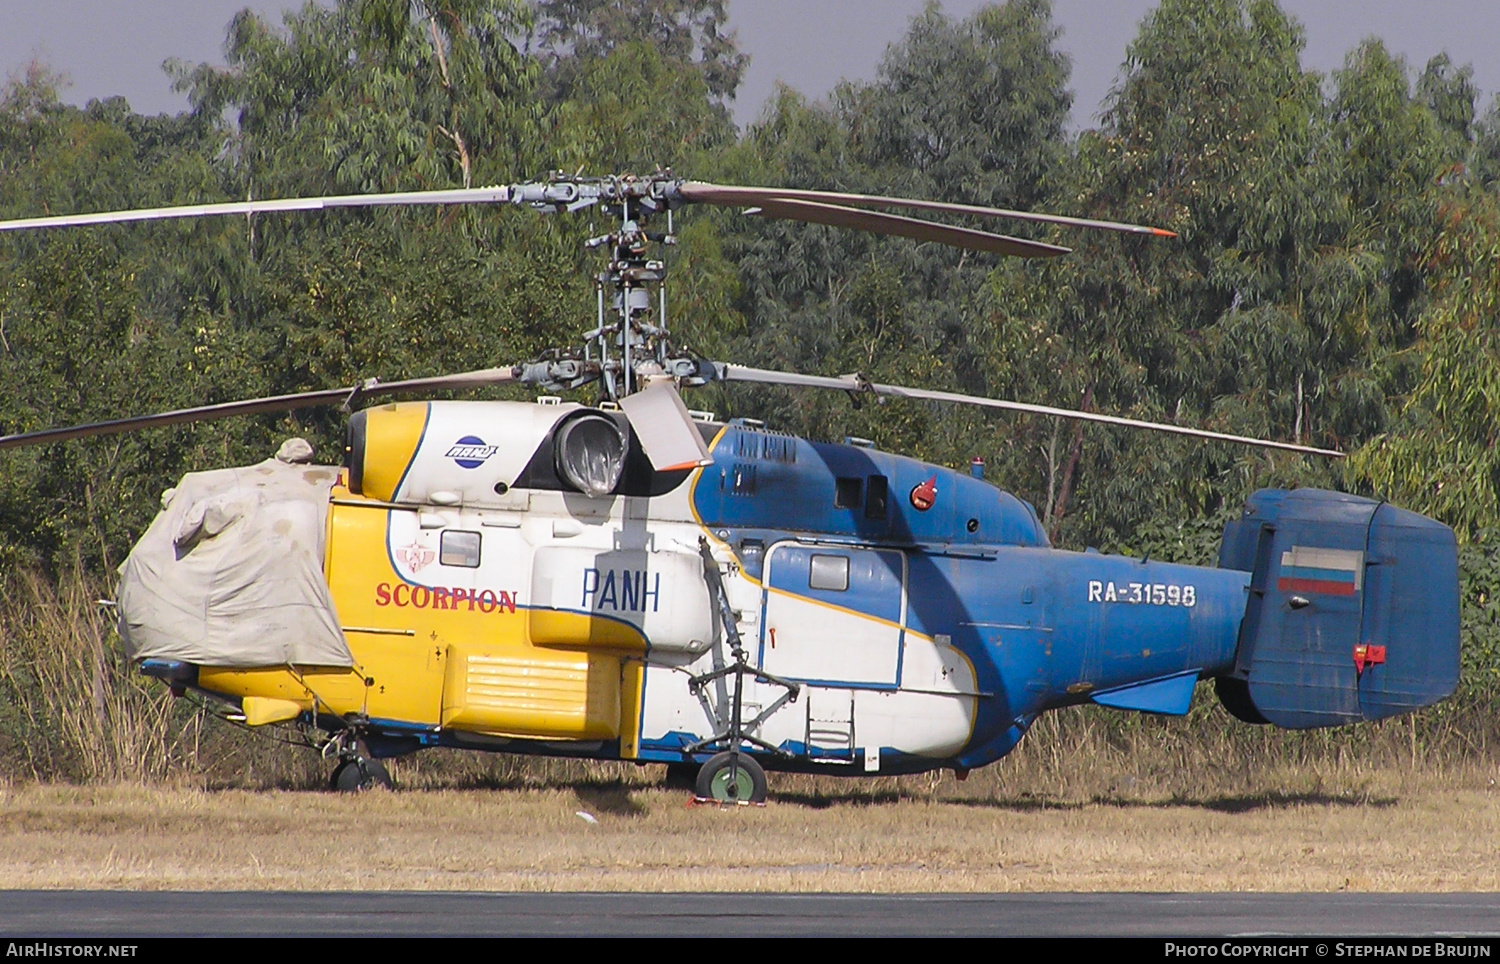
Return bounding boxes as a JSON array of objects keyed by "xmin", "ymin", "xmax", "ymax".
[
  {"xmin": 0, "ymin": 366, "xmax": 518, "ymax": 450},
  {"xmin": 742, "ymin": 199, "xmax": 1070, "ymax": 258},
  {"xmin": 713, "ymin": 364, "xmax": 1344, "ymax": 459},
  {"xmin": 617, "ymin": 380, "xmax": 713, "ymax": 471},
  {"xmin": 0, "ymin": 187, "xmax": 513, "ymax": 233},
  {"xmin": 353, "ymin": 367, "xmax": 519, "ymax": 397},
  {"xmin": 0, "ymin": 390, "xmax": 351, "ymax": 449}
]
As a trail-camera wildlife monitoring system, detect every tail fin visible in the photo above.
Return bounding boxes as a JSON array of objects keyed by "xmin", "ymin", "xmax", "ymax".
[{"xmin": 1215, "ymin": 489, "xmax": 1459, "ymax": 729}]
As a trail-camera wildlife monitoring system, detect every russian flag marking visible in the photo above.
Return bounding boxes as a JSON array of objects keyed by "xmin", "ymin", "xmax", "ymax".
[{"xmin": 1277, "ymin": 546, "xmax": 1364, "ymax": 596}]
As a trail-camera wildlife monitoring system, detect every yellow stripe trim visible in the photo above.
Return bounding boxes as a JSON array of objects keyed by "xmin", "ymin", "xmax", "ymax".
[{"xmin": 361, "ymin": 402, "xmax": 430, "ymax": 502}]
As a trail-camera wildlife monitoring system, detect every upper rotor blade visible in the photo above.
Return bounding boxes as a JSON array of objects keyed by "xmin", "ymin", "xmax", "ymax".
[
  {"xmin": 679, "ymin": 182, "xmax": 1176, "ymax": 239},
  {"xmin": 617, "ymin": 380, "xmax": 714, "ymax": 471},
  {"xmin": 741, "ymin": 198, "xmax": 1070, "ymax": 259},
  {"xmin": 0, "ymin": 187, "xmax": 512, "ymax": 233},
  {"xmin": 714, "ymin": 364, "xmax": 1344, "ymax": 459},
  {"xmin": 0, "ymin": 366, "xmax": 518, "ymax": 450}
]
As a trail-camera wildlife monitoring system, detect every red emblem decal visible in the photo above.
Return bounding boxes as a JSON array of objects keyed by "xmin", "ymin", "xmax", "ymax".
[
  {"xmin": 396, "ymin": 542, "xmax": 436, "ymax": 573},
  {"xmin": 910, "ymin": 475, "xmax": 938, "ymax": 511}
]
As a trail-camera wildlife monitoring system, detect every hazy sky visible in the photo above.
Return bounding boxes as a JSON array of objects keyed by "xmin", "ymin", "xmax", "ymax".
[
  {"xmin": 734, "ymin": 1, "xmax": 1500, "ymax": 128},
  {"xmin": 3, "ymin": 1, "xmax": 1499, "ymax": 131}
]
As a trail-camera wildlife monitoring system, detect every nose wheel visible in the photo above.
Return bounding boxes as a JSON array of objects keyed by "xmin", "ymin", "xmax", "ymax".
[
  {"xmin": 322, "ymin": 730, "xmax": 393, "ymax": 792},
  {"xmin": 695, "ymin": 751, "xmax": 768, "ymax": 804},
  {"xmin": 329, "ymin": 756, "xmax": 392, "ymax": 792}
]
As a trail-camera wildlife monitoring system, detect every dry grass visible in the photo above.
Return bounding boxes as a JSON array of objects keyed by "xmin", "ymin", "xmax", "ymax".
[
  {"xmin": 0, "ymin": 765, "xmax": 1496, "ymax": 892},
  {"xmin": 0, "ymin": 569, "xmax": 201, "ymax": 782}
]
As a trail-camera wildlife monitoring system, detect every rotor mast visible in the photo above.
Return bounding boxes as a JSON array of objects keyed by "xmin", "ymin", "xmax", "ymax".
[{"xmin": 510, "ymin": 173, "xmax": 705, "ymax": 400}]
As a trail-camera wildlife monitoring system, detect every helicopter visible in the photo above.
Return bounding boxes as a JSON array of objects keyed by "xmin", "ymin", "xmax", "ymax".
[{"xmin": 0, "ymin": 173, "xmax": 1460, "ymax": 802}]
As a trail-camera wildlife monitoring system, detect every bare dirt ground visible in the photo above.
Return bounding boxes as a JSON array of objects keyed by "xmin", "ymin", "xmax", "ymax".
[{"xmin": 1, "ymin": 766, "xmax": 1497, "ymax": 892}]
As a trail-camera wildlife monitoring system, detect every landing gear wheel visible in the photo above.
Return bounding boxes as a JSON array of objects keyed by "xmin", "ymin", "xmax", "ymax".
[
  {"xmin": 695, "ymin": 751, "xmax": 767, "ymax": 804},
  {"xmin": 329, "ymin": 760, "xmax": 357, "ymax": 791},
  {"xmin": 329, "ymin": 757, "xmax": 393, "ymax": 792}
]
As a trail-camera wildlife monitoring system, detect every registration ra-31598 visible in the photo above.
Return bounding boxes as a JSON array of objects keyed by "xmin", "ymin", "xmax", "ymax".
[{"xmin": 1087, "ymin": 581, "xmax": 1198, "ymax": 607}]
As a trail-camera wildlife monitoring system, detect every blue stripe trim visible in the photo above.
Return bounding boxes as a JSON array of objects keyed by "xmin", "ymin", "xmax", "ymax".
[
  {"xmin": 776, "ymin": 677, "xmax": 901, "ymax": 691},
  {"xmin": 366, "ymin": 717, "xmax": 440, "ymax": 736}
]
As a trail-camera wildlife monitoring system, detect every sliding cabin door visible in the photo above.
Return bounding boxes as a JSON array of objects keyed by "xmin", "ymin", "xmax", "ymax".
[{"xmin": 758, "ymin": 543, "xmax": 905, "ymax": 688}]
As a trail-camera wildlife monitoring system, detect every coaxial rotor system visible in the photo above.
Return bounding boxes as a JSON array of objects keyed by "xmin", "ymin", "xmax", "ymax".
[{"xmin": 0, "ymin": 172, "xmax": 1343, "ymax": 464}]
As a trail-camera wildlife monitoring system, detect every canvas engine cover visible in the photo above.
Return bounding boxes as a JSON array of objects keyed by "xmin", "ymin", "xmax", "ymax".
[{"xmin": 116, "ymin": 450, "xmax": 353, "ymax": 667}]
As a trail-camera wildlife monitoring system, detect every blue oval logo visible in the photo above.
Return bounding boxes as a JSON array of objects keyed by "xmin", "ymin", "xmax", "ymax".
[{"xmin": 445, "ymin": 435, "xmax": 498, "ymax": 469}]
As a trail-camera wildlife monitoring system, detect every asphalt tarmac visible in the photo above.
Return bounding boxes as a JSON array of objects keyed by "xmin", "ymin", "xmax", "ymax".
[{"xmin": 0, "ymin": 891, "xmax": 1497, "ymax": 937}]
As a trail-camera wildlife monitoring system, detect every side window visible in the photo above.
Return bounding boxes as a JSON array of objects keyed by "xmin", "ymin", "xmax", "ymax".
[
  {"xmin": 865, "ymin": 475, "xmax": 889, "ymax": 519},
  {"xmin": 440, "ymin": 530, "xmax": 482, "ymax": 568},
  {"xmin": 835, "ymin": 476, "xmax": 862, "ymax": 509},
  {"xmin": 808, "ymin": 553, "xmax": 849, "ymax": 591}
]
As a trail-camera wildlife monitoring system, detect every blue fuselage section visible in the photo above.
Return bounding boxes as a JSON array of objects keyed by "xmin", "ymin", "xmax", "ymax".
[{"xmin": 691, "ymin": 424, "xmax": 1251, "ymax": 769}]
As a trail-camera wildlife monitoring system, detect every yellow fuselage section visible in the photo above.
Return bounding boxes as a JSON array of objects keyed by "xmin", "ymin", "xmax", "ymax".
[{"xmin": 197, "ymin": 478, "xmax": 645, "ymax": 756}]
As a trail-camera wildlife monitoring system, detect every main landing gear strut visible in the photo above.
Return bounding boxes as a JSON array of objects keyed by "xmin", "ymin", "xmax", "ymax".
[{"xmin": 683, "ymin": 539, "xmax": 800, "ymax": 804}]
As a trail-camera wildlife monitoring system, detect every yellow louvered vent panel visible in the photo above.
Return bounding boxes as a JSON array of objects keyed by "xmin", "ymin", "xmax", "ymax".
[{"xmin": 441, "ymin": 644, "xmax": 620, "ymax": 740}]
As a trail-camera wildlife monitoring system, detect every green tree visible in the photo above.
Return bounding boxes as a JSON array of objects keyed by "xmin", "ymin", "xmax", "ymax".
[
  {"xmin": 532, "ymin": 0, "xmax": 747, "ymax": 105},
  {"xmin": 713, "ymin": 1, "xmax": 1073, "ymax": 467},
  {"xmin": 980, "ymin": 1, "xmax": 1461, "ymax": 549},
  {"xmin": 979, "ymin": 0, "xmax": 1335, "ymax": 545},
  {"xmin": 850, "ymin": 0, "xmax": 1070, "ymax": 209},
  {"xmin": 1347, "ymin": 186, "xmax": 1500, "ymax": 538},
  {"xmin": 0, "ymin": 3, "xmax": 572, "ymax": 569},
  {"xmin": 0, "ymin": 67, "xmax": 270, "ymax": 570},
  {"xmin": 1416, "ymin": 52, "xmax": 1478, "ymax": 151}
]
